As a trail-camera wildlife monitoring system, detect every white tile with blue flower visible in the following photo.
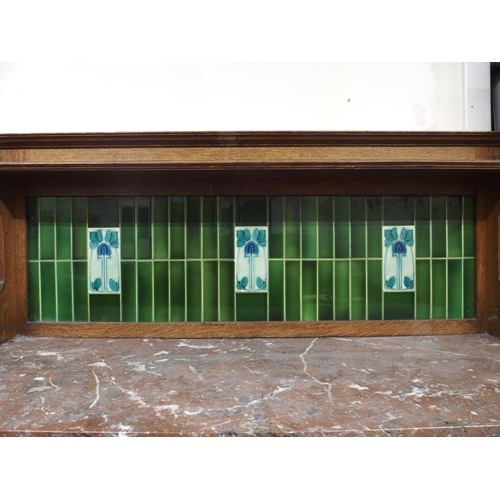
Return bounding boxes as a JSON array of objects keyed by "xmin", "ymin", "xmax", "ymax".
[
  {"xmin": 235, "ymin": 226, "xmax": 268, "ymax": 293},
  {"xmin": 383, "ymin": 225, "xmax": 415, "ymax": 292},
  {"xmin": 88, "ymin": 228, "xmax": 121, "ymax": 294}
]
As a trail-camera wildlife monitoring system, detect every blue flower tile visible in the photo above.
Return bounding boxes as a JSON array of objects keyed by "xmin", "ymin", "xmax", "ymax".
[
  {"xmin": 383, "ymin": 225, "xmax": 415, "ymax": 292},
  {"xmin": 235, "ymin": 226, "xmax": 268, "ymax": 292},
  {"xmin": 88, "ymin": 228, "xmax": 121, "ymax": 294}
]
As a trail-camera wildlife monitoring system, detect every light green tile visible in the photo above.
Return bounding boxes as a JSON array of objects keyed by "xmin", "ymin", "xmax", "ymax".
[
  {"xmin": 203, "ymin": 260, "xmax": 218, "ymax": 321},
  {"xmin": 302, "ymin": 261, "xmax": 317, "ymax": 321},
  {"xmin": 187, "ymin": 261, "xmax": 202, "ymax": 321},
  {"xmin": 40, "ymin": 261, "xmax": 56, "ymax": 321},
  {"xmin": 170, "ymin": 197, "xmax": 185, "ymax": 260},
  {"xmin": 432, "ymin": 260, "xmax": 446, "ymax": 318},
  {"xmin": 202, "ymin": 197, "xmax": 217, "ymax": 259},
  {"xmin": 334, "ymin": 260, "xmax": 349, "ymax": 320},
  {"xmin": 153, "ymin": 197, "xmax": 168, "ymax": 260},
  {"xmin": 302, "ymin": 197, "xmax": 317, "ymax": 259},
  {"xmin": 447, "ymin": 196, "xmax": 462, "ymax": 258},
  {"xmin": 56, "ymin": 261, "xmax": 72, "ymax": 321},
  {"xmin": 285, "ymin": 197, "xmax": 300, "ymax": 259},
  {"xmin": 351, "ymin": 197, "xmax": 366, "ymax": 259},
  {"xmin": 56, "ymin": 198, "xmax": 71, "ymax": 260},
  {"xmin": 40, "ymin": 198, "xmax": 55, "ymax": 260},
  {"xmin": 187, "ymin": 197, "xmax": 201, "ymax": 259},
  {"xmin": 121, "ymin": 261, "xmax": 137, "ymax": 322},
  {"xmin": 138, "ymin": 261, "xmax": 153, "ymax": 321},
  {"xmin": 285, "ymin": 260, "xmax": 300, "ymax": 320},
  {"xmin": 350, "ymin": 260, "xmax": 365, "ymax": 320},
  {"xmin": 318, "ymin": 196, "xmax": 334, "ymax": 259},
  {"xmin": 219, "ymin": 261, "xmax": 235, "ymax": 321},
  {"xmin": 119, "ymin": 197, "xmax": 135, "ymax": 260},
  {"xmin": 269, "ymin": 197, "xmax": 284, "ymax": 259},
  {"xmin": 416, "ymin": 260, "xmax": 431, "ymax": 319},
  {"xmin": 153, "ymin": 261, "xmax": 169, "ymax": 322},
  {"xmin": 269, "ymin": 260, "xmax": 284, "ymax": 321},
  {"xmin": 219, "ymin": 197, "xmax": 234, "ymax": 259}
]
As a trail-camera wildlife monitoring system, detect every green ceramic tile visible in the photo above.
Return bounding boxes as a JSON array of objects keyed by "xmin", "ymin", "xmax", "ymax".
[
  {"xmin": 27, "ymin": 198, "xmax": 39, "ymax": 261},
  {"xmin": 384, "ymin": 196, "xmax": 414, "ymax": 226},
  {"xmin": 302, "ymin": 197, "xmax": 317, "ymax": 259},
  {"xmin": 28, "ymin": 262, "xmax": 40, "ymax": 321},
  {"xmin": 202, "ymin": 197, "xmax": 217, "ymax": 259},
  {"xmin": 350, "ymin": 260, "xmax": 366, "ymax": 320},
  {"xmin": 285, "ymin": 197, "xmax": 300, "ymax": 259},
  {"xmin": 351, "ymin": 197, "xmax": 366, "ymax": 259},
  {"xmin": 186, "ymin": 197, "xmax": 201, "ymax": 259},
  {"xmin": 431, "ymin": 197, "xmax": 446, "ymax": 258},
  {"xmin": 120, "ymin": 197, "xmax": 135, "ymax": 260},
  {"xmin": 72, "ymin": 198, "xmax": 88, "ymax": 260},
  {"xmin": 153, "ymin": 261, "xmax": 169, "ymax": 322},
  {"xmin": 415, "ymin": 196, "xmax": 430, "ymax": 258},
  {"xmin": 335, "ymin": 197, "xmax": 349, "ymax": 259},
  {"xmin": 170, "ymin": 197, "xmax": 185, "ymax": 260},
  {"xmin": 447, "ymin": 196, "xmax": 462, "ymax": 258},
  {"xmin": 463, "ymin": 196, "xmax": 475, "ymax": 257},
  {"xmin": 318, "ymin": 260, "xmax": 333, "ymax": 321},
  {"xmin": 203, "ymin": 260, "xmax": 218, "ymax": 321},
  {"xmin": 236, "ymin": 197, "xmax": 266, "ymax": 226},
  {"xmin": 334, "ymin": 260, "xmax": 349, "ymax": 320},
  {"xmin": 367, "ymin": 197, "xmax": 382, "ymax": 258},
  {"xmin": 40, "ymin": 198, "xmax": 55, "ymax": 260},
  {"xmin": 219, "ymin": 197, "xmax": 234, "ymax": 259},
  {"xmin": 153, "ymin": 197, "xmax": 168, "ymax": 260},
  {"xmin": 170, "ymin": 261, "xmax": 185, "ymax": 321},
  {"xmin": 269, "ymin": 196, "xmax": 284, "ymax": 259},
  {"xmin": 318, "ymin": 196, "xmax": 334, "ymax": 259},
  {"xmin": 121, "ymin": 261, "xmax": 137, "ymax": 322},
  {"xmin": 432, "ymin": 260, "xmax": 446, "ymax": 319},
  {"xmin": 186, "ymin": 261, "xmax": 202, "ymax": 321},
  {"xmin": 236, "ymin": 293, "xmax": 267, "ymax": 321},
  {"xmin": 55, "ymin": 198, "xmax": 71, "ymax": 261},
  {"xmin": 302, "ymin": 261, "xmax": 317, "ymax": 321},
  {"xmin": 138, "ymin": 262, "xmax": 153, "ymax": 322},
  {"xmin": 88, "ymin": 197, "xmax": 119, "ymax": 228},
  {"xmin": 56, "ymin": 261, "xmax": 72, "ymax": 321},
  {"xmin": 40, "ymin": 261, "xmax": 56, "ymax": 321},
  {"xmin": 384, "ymin": 292, "xmax": 414, "ymax": 320},
  {"xmin": 269, "ymin": 260, "xmax": 284, "ymax": 321},
  {"xmin": 73, "ymin": 261, "xmax": 89, "ymax": 321},
  {"xmin": 219, "ymin": 261, "xmax": 235, "ymax": 321},
  {"xmin": 285, "ymin": 261, "xmax": 301, "ymax": 320},
  {"xmin": 416, "ymin": 260, "xmax": 431, "ymax": 319},
  {"xmin": 137, "ymin": 197, "xmax": 152, "ymax": 260},
  {"xmin": 367, "ymin": 260, "xmax": 382, "ymax": 320},
  {"xmin": 89, "ymin": 295, "xmax": 120, "ymax": 322},
  {"xmin": 464, "ymin": 259, "xmax": 475, "ymax": 318},
  {"xmin": 448, "ymin": 259, "xmax": 463, "ymax": 319}
]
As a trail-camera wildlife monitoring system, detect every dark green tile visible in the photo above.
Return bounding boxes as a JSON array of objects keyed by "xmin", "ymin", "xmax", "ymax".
[
  {"xmin": 202, "ymin": 197, "xmax": 217, "ymax": 259},
  {"xmin": 90, "ymin": 295, "xmax": 120, "ymax": 322},
  {"xmin": 448, "ymin": 259, "xmax": 463, "ymax": 319},
  {"xmin": 153, "ymin": 261, "xmax": 169, "ymax": 322},
  {"xmin": 463, "ymin": 196, "xmax": 475, "ymax": 257},
  {"xmin": 55, "ymin": 198, "xmax": 72, "ymax": 260},
  {"xmin": 447, "ymin": 196, "xmax": 462, "ymax": 258},
  {"xmin": 170, "ymin": 197, "xmax": 185, "ymax": 259},
  {"xmin": 367, "ymin": 260, "xmax": 382, "ymax": 320},
  {"xmin": 367, "ymin": 197, "xmax": 382, "ymax": 258},
  {"xmin": 73, "ymin": 261, "xmax": 88, "ymax": 321},
  {"xmin": 203, "ymin": 261, "xmax": 218, "ymax": 321},
  {"xmin": 40, "ymin": 197, "xmax": 55, "ymax": 260},
  {"xmin": 119, "ymin": 197, "xmax": 135, "ymax": 260},
  {"xmin": 28, "ymin": 262, "xmax": 40, "ymax": 321},
  {"xmin": 153, "ymin": 197, "xmax": 168, "ymax": 260},
  {"xmin": 416, "ymin": 260, "xmax": 431, "ymax": 319},
  {"xmin": 186, "ymin": 197, "xmax": 201, "ymax": 259},
  {"xmin": 464, "ymin": 259, "xmax": 475, "ymax": 318},
  {"xmin": 350, "ymin": 260, "xmax": 366, "ymax": 320},
  {"xmin": 334, "ymin": 260, "xmax": 349, "ymax": 320},
  {"xmin": 415, "ymin": 196, "xmax": 430, "ymax": 258},
  {"xmin": 351, "ymin": 197, "xmax": 366, "ymax": 259},
  {"xmin": 432, "ymin": 260, "xmax": 446, "ymax": 318},
  {"xmin": 72, "ymin": 198, "xmax": 88, "ymax": 261},
  {"xmin": 88, "ymin": 197, "xmax": 119, "ymax": 227},
  {"xmin": 27, "ymin": 198, "xmax": 39, "ymax": 261},
  {"xmin": 431, "ymin": 197, "xmax": 446, "ymax": 258},
  {"xmin": 236, "ymin": 197, "xmax": 267, "ymax": 226},
  {"xmin": 170, "ymin": 261, "xmax": 185, "ymax": 321},
  {"xmin": 236, "ymin": 293, "xmax": 267, "ymax": 321},
  {"xmin": 334, "ymin": 197, "xmax": 349, "ymax": 259},
  {"xmin": 186, "ymin": 261, "xmax": 201, "ymax": 321},
  {"xmin": 318, "ymin": 196, "xmax": 334, "ymax": 259},
  {"xmin": 137, "ymin": 197, "xmax": 152, "ymax": 260},
  {"xmin": 219, "ymin": 261, "xmax": 235, "ymax": 321},
  {"xmin": 269, "ymin": 196, "xmax": 284, "ymax": 259},
  {"xmin": 318, "ymin": 260, "xmax": 333, "ymax": 321},
  {"xmin": 384, "ymin": 196, "xmax": 414, "ymax": 226},
  {"xmin": 285, "ymin": 260, "xmax": 300, "ymax": 320},
  {"xmin": 384, "ymin": 292, "xmax": 414, "ymax": 320},
  {"xmin": 302, "ymin": 197, "xmax": 317, "ymax": 259},
  {"xmin": 138, "ymin": 262, "xmax": 153, "ymax": 322},
  {"xmin": 269, "ymin": 260, "xmax": 284, "ymax": 321},
  {"xmin": 285, "ymin": 197, "xmax": 300, "ymax": 259},
  {"xmin": 121, "ymin": 261, "xmax": 137, "ymax": 322},
  {"xmin": 219, "ymin": 197, "xmax": 234, "ymax": 259},
  {"xmin": 56, "ymin": 261, "xmax": 72, "ymax": 321},
  {"xmin": 302, "ymin": 261, "xmax": 317, "ymax": 321},
  {"xmin": 40, "ymin": 261, "xmax": 56, "ymax": 321}
]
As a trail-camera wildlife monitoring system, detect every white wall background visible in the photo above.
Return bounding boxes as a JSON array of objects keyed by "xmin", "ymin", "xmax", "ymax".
[{"xmin": 0, "ymin": 62, "xmax": 490, "ymax": 133}]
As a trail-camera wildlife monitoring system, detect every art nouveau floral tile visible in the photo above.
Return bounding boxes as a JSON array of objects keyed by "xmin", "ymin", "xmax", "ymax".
[
  {"xmin": 88, "ymin": 228, "xmax": 121, "ymax": 294},
  {"xmin": 383, "ymin": 225, "xmax": 415, "ymax": 292},
  {"xmin": 235, "ymin": 226, "xmax": 268, "ymax": 292}
]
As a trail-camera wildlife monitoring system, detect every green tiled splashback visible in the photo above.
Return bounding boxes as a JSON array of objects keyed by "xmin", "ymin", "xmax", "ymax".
[{"xmin": 27, "ymin": 196, "xmax": 475, "ymax": 322}]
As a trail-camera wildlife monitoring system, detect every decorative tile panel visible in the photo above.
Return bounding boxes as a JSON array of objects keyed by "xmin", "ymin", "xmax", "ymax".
[
  {"xmin": 383, "ymin": 225, "xmax": 415, "ymax": 292},
  {"xmin": 235, "ymin": 226, "xmax": 268, "ymax": 292},
  {"xmin": 88, "ymin": 228, "xmax": 121, "ymax": 294}
]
